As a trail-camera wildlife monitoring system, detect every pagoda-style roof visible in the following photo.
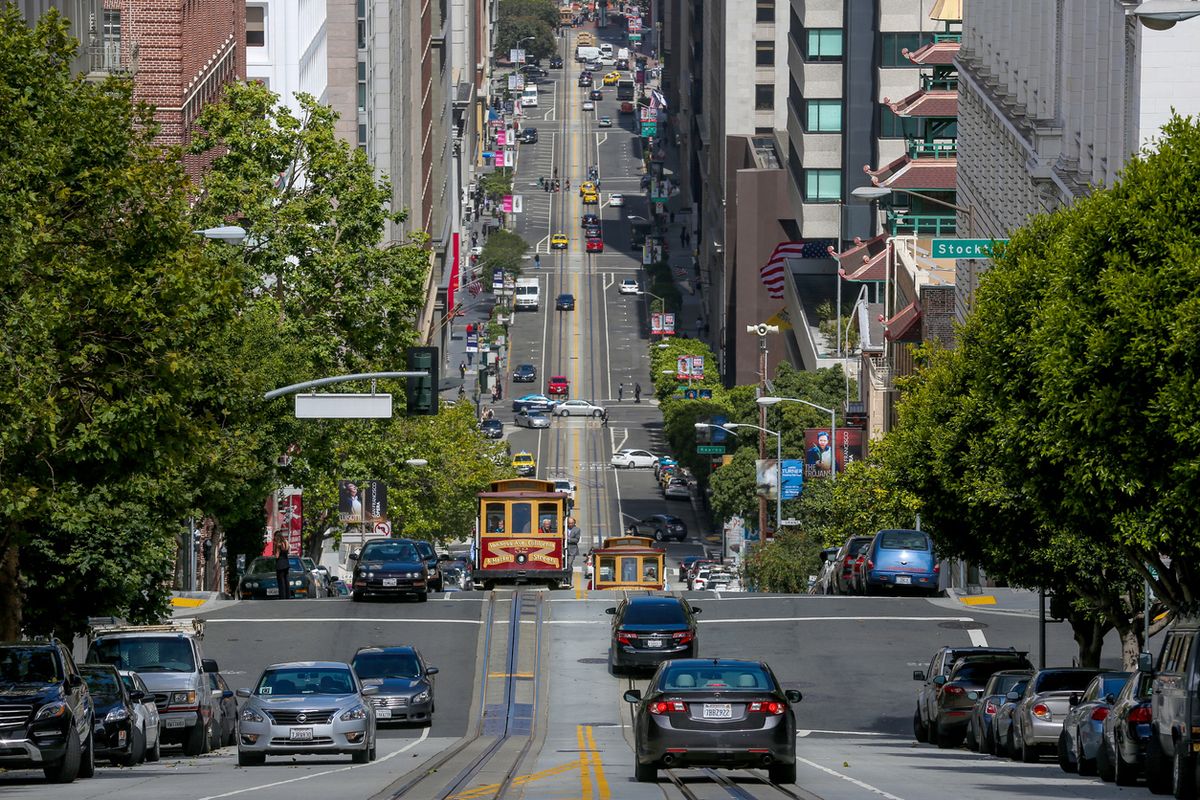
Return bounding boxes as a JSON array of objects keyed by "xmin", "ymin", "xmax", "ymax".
[
  {"xmin": 827, "ymin": 233, "xmax": 888, "ymax": 282},
  {"xmin": 903, "ymin": 40, "xmax": 960, "ymax": 66},
  {"xmin": 864, "ymin": 153, "xmax": 957, "ymax": 191},
  {"xmin": 882, "ymin": 300, "xmax": 923, "ymax": 342},
  {"xmin": 885, "ymin": 88, "xmax": 958, "ymax": 118}
]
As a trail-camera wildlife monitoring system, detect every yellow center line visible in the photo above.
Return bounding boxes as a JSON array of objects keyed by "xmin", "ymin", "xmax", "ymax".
[
  {"xmin": 576, "ymin": 724, "xmax": 593, "ymax": 800},
  {"xmin": 448, "ymin": 760, "xmax": 579, "ymax": 799},
  {"xmin": 585, "ymin": 724, "xmax": 610, "ymax": 799},
  {"xmin": 486, "ymin": 672, "xmax": 534, "ymax": 678}
]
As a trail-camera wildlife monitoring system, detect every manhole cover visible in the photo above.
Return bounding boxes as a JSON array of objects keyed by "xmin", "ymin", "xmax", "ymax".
[
  {"xmin": 938, "ymin": 620, "xmax": 989, "ymax": 630},
  {"xmin": 577, "ymin": 657, "xmax": 608, "ymax": 664}
]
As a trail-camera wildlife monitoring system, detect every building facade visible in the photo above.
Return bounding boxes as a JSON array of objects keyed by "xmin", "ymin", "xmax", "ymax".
[{"xmin": 17, "ymin": 0, "xmax": 107, "ymax": 76}]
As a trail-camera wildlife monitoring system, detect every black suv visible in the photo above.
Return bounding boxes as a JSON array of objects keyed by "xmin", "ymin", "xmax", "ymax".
[
  {"xmin": 1140, "ymin": 615, "xmax": 1200, "ymax": 796},
  {"xmin": 0, "ymin": 640, "xmax": 95, "ymax": 783}
]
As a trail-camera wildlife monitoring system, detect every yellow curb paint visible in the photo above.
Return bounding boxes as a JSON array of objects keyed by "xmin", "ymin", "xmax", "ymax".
[
  {"xmin": 170, "ymin": 598, "xmax": 205, "ymax": 608},
  {"xmin": 959, "ymin": 596, "xmax": 996, "ymax": 606}
]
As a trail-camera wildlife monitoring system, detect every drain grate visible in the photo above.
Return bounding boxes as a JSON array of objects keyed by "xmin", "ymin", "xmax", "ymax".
[{"xmin": 938, "ymin": 620, "xmax": 989, "ymax": 630}]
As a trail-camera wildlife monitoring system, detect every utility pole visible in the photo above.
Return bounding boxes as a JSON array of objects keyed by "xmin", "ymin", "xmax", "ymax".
[{"xmin": 747, "ymin": 323, "xmax": 778, "ymax": 539}]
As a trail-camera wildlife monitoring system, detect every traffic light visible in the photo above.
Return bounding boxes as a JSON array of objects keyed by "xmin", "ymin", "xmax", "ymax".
[{"xmin": 406, "ymin": 346, "xmax": 440, "ymax": 415}]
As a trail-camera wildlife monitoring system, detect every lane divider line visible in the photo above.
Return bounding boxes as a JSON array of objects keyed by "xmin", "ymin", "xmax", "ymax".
[
  {"xmin": 585, "ymin": 724, "xmax": 610, "ymax": 799},
  {"xmin": 577, "ymin": 724, "xmax": 593, "ymax": 800}
]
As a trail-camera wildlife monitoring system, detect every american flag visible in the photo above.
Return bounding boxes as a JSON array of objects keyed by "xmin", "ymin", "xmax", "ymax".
[{"xmin": 759, "ymin": 241, "xmax": 834, "ymax": 298}]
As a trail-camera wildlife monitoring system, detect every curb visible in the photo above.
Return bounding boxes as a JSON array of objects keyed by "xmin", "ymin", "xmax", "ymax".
[{"xmin": 169, "ymin": 591, "xmax": 224, "ymax": 609}]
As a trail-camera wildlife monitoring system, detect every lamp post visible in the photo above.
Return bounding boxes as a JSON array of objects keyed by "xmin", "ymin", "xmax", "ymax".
[
  {"xmin": 1126, "ymin": 0, "xmax": 1200, "ymax": 29},
  {"xmin": 851, "ymin": 185, "xmax": 974, "ymax": 235},
  {"xmin": 695, "ymin": 422, "xmax": 782, "ymax": 534},
  {"xmin": 757, "ymin": 396, "xmax": 837, "ymax": 481}
]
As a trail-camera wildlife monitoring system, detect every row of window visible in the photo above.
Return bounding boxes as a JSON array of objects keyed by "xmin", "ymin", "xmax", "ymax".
[{"xmin": 797, "ymin": 27, "xmax": 938, "ymax": 68}]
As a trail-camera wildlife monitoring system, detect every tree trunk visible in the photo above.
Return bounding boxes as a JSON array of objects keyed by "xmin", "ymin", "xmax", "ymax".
[
  {"xmin": 1116, "ymin": 617, "xmax": 1144, "ymax": 671},
  {"xmin": 0, "ymin": 541, "xmax": 22, "ymax": 641},
  {"xmin": 1068, "ymin": 612, "xmax": 1109, "ymax": 668}
]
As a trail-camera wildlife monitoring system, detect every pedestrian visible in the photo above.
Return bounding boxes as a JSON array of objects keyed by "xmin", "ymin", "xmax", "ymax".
[
  {"xmin": 458, "ymin": 384, "xmax": 466, "ymax": 399},
  {"xmin": 275, "ymin": 539, "xmax": 290, "ymax": 600},
  {"xmin": 680, "ymin": 229, "xmax": 687, "ymax": 247},
  {"xmin": 534, "ymin": 254, "xmax": 541, "ymax": 269},
  {"xmin": 492, "ymin": 386, "xmax": 500, "ymax": 403},
  {"xmin": 634, "ymin": 382, "xmax": 642, "ymax": 403},
  {"xmin": 554, "ymin": 167, "xmax": 559, "ymax": 180},
  {"xmin": 459, "ymin": 361, "xmax": 467, "ymax": 379},
  {"xmin": 618, "ymin": 383, "xmax": 624, "ymax": 402},
  {"xmin": 601, "ymin": 408, "xmax": 609, "ymax": 427},
  {"xmin": 669, "ymin": 211, "xmax": 675, "ymax": 224},
  {"xmin": 565, "ymin": 178, "xmax": 570, "ymax": 191},
  {"xmin": 467, "ymin": 350, "xmax": 474, "ymax": 366}
]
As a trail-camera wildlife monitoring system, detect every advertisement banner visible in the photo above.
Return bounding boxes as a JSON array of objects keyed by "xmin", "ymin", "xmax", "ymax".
[
  {"xmin": 495, "ymin": 150, "xmax": 506, "ymax": 167},
  {"xmin": 511, "ymin": 195, "xmax": 523, "ymax": 214},
  {"xmin": 503, "ymin": 195, "xmax": 513, "ymax": 213},
  {"xmin": 510, "ymin": 48, "xmax": 525, "ymax": 63},
  {"xmin": 466, "ymin": 331, "xmax": 479, "ymax": 353},
  {"xmin": 478, "ymin": 535, "xmax": 563, "ymax": 571},
  {"xmin": 338, "ymin": 480, "xmax": 363, "ymax": 523},
  {"xmin": 497, "ymin": 130, "xmax": 507, "ymax": 146},
  {"xmin": 781, "ymin": 460, "xmax": 805, "ymax": 499},
  {"xmin": 803, "ymin": 429, "xmax": 867, "ymax": 479},
  {"xmin": 362, "ymin": 480, "xmax": 386, "ymax": 524},
  {"xmin": 675, "ymin": 355, "xmax": 704, "ymax": 380},
  {"xmin": 754, "ymin": 460, "xmax": 804, "ymax": 500},
  {"xmin": 662, "ymin": 313, "xmax": 676, "ymax": 335},
  {"xmin": 650, "ymin": 312, "xmax": 664, "ymax": 335},
  {"xmin": 493, "ymin": 268, "xmax": 505, "ymax": 291},
  {"xmin": 835, "ymin": 427, "xmax": 867, "ymax": 474}
]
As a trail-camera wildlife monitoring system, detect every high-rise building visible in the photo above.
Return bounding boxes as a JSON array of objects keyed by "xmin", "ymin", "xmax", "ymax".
[{"xmin": 17, "ymin": 0, "xmax": 108, "ymax": 76}]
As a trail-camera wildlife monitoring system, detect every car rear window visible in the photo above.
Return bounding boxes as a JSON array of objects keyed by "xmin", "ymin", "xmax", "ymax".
[
  {"xmin": 952, "ymin": 660, "xmax": 1030, "ymax": 684},
  {"xmin": 1034, "ymin": 671, "xmax": 1098, "ymax": 693},
  {"xmin": 1100, "ymin": 673, "xmax": 1132, "ymax": 697},
  {"xmin": 352, "ymin": 652, "xmax": 421, "ymax": 679},
  {"xmin": 990, "ymin": 673, "xmax": 1029, "ymax": 695},
  {"xmin": 621, "ymin": 602, "xmax": 687, "ymax": 625},
  {"xmin": 879, "ymin": 531, "xmax": 930, "ymax": 550},
  {"xmin": 662, "ymin": 664, "xmax": 770, "ymax": 691}
]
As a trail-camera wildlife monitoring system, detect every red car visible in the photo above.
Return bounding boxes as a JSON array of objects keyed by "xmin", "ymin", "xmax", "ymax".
[
  {"xmin": 586, "ymin": 237, "xmax": 604, "ymax": 253},
  {"xmin": 619, "ymin": 101, "xmax": 634, "ymax": 114},
  {"xmin": 548, "ymin": 375, "xmax": 570, "ymax": 397}
]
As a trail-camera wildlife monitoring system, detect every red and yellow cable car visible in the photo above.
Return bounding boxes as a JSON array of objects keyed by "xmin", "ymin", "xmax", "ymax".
[{"xmin": 589, "ymin": 536, "xmax": 665, "ymax": 591}]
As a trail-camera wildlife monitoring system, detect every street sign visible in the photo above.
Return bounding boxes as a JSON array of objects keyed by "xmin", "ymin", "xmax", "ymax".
[
  {"xmin": 697, "ymin": 444, "xmax": 726, "ymax": 455},
  {"xmin": 641, "ymin": 122, "xmax": 657, "ymax": 137},
  {"xmin": 295, "ymin": 393, "xmax": 392, "ymax": 419},
  {"xmin": 931, "ymin": 238, "xmax": 1009, "ymax": 259},
  {"xmin": 780, "ymin": 518, "xmax": 802, "ymax": 527},
  {"xmin": 374, "ymin": 522, "xmax": 392, "ymax": 536}
]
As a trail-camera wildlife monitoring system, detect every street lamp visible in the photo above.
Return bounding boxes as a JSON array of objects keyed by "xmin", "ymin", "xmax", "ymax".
[
  {"xmin": 757, "ymin": 396, "xmax": 838, "ymax": 481},
  {"xmin": 1126, "ymin": 0, "xmax": 1200, "ymax": 29},
  {"xmin": 193, "ymin": 225, "xmax": 248, "ymax": 244},
  {"xmin": 695, "ymin": 421, "xmax": 782, "ymax": 533},
  {"xmin": 851, "ymin": 185, "xmax": 974, "ymax": 234}
]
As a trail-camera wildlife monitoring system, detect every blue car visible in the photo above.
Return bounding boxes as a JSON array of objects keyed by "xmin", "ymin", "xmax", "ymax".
[
  {"xmin": 1057, "ymin": 671, "xmax": 1130, "ymax": 776},
  {"xmin": 512, "ymin": 394, "xmax": 557, "ymax": 413},
  {"xmin": 968, "ymin": 669, "xmax": 1033, "ymax": 753},
  {"xmin": 860, "ymin": 529, "xmax": 939, "ymax": 596}
]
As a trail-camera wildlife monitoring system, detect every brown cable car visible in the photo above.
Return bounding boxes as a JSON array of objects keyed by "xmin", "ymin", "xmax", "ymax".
[
  {"xmin": 589, "ymin": 536, "xmax": 665, "ymax": 591},
  {"xmin": 474, "ymin": 478, "xmax": 571, "ymax": 589}
]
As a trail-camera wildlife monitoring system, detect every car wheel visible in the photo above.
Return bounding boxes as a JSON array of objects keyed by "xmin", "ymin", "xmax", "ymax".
[
  {"xmin": 1173, "ymin": 750, "xmax": 1196, "ymax": 799},
  {"xmin": 653, "ymin": 529, "xmax": 664, "ymax": 542},
  {"xmin": 1057, "ymin": 730, "xmax": 1077, "ymax": 773},
  {"xmin": 1008, "ymin": 728, "xmax": 1022, "ymax": 762},
  {"xmin": 913, "ymin": 708, "xmax": 928, "ymax": 743},
  {"xmin": 369, "ymin": 737, "xmax": 378, "ymax": 761},
  {"xmin": 238, "ymin": 749, "xmax": 266, "ymax": 767},
  {"xmin": 352, "ymin": 746, "xmax": 370, "ymax": 764},
  {"xmin": 119, "ymin": 724, "xmax": 145, "ymax": 766},
  {"xmin": 417, "ymin": 591, "xmax": 429, "ymax": 602},
  {"xmin": 592, "ymin": 409, "xmax": 602, "ymax": 418},
  {"xmin": 1114, "ymin": 741, "xmax": 1138, "ymax": 786},
  {"xmin": 78, "ymin": 727, "xmax": 95, "ymax": 779},
  {"xmin": 936, "ymin": 721, "xmax": 963, "ymax": 749},
  {"xmin": 43, "ymin": 727, "xmax": 81, "ymax": 783},
  {"xmin": 768, "ymin": 761, "xmax": 796, "ymax": 785},
  {"xmin": 634, "ymin": 760, "xmax": 657, "ymax": 782},
  {"xmin": 1098, "ymin": 735, "xmax": 1115, "ymax": 782},
  {"xmin": 966, "ymin": 719, "xmax": 978, "ymax": 752},
  {"xmin": 1021, "ymin": 737, "xmax": 1040, "ymax": 763},
  {"xmin": 984, "ymin": 724, "xmax": 996, "ymax": 756},
  {"xmin": 1077, "ymin": 731, "xmax": 1097, "ymax": 776},
  {"xmin": 146, "ymin": 728, "xmax": 162, "ymax": 762},
  {"xmin": 1148, "ymin": 737, "xmax": 1174, "ymax": 795},
  {"xmin": 183, "ymin": 718, "xmax": 208, "ymax": 757}
]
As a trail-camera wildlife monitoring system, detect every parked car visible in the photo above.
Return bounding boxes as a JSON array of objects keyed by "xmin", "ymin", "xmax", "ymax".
[
  {"xmin": 555, "ymin": 399, "xmax": 605, "ymax": 417},
  {"xmin": 517, "ymin": 127, "xmax": 538, "ymax": 143},
  {"xmin": 860, "ymin": 529, "xmax": 939, "ymax": 596},
  {"xmin": 301, "ymin": 556, "xmax": 331, "ymax": 597},
  {"xmin": 830, "ymin": 535, "xmax": 873, "ymax": 595},
  {"xmin": 607, "ymin": 596, "xmax": 700, "ymax": 674},
  {"xmin": 0, "ymin": 639, "xmax": 95, "ymax": 782},
  {"xmin": 235, "ymin": 661, "xmax": 378, "ymax": 766},
  {"xmin": 653, "ymin": 456, "xmax": 678, "ymax": 478},
  {"xmin": 79, "ymin": 664, "xmax": 140, "ymax": 766},
  {"xmin": 207, "ymin": 670, "xmax": 238, "ymax": 749},
  {"xmin": 349, "ymin": 538, "xmax": 429, "ymax": 602},
  {"xmin": 515, "ymin": 409, "xmax": 552, "ymax": 429},
  {"xmin": 407, "ymin": 539, "xmax": 444, "ymax": 593},
  {"xmin": 351, "ymin": 646, "xmax": 438, "ymax": 726},
  {"xmin": 238, "ymin": 556, "xmax": 320, "ymax": 599},
  {"xmin": 117, "ymin": 670, "xmax": 161, "ymax": 763},
  {"xmin": 480, "ymin": 418, "xmax": 504, "ymax": 439},
  {"xmin": 611, "ymin": 448, "xmax": 657, "ymax": 468},
  {"xmin": 928, "ymin": 653, "xmax": 1034, "ymax": 748},
  {"xmin": 1009, "ymin": 667, "xmax": 1102, "ymax": 762},
  {"xmin": 1058, "ymin": 671, "xmax": 1130, "ymax": 775},
  {"xmin": 1098, "ymin": 671, "xmax": 1154, "ymax": 785},
  {"xmin": 512, "ymin": 363, "xmax": 537, "ymax": 383},
  {"xmin": 556, "ymin": 293, "xmax": 575, "ymax": 310},
  {"xmin": 630, "ymin": 514, "xmax": 687, "ymax": 542},
  {"xmin": 662, "ymin": 478, "xmax": 691, "ymax": 500},
  {"xmin": 1142, "ymin": 614, "xmax": 1200, "ymax": 796},
  {"xmin": 512, "ymin": 393, "xmax": 557, "ymax": 412},
  {"xmin": 913, "ymin": 645, "xmax": 1026, "ymax": 744},
  {"xmin": 618, "ymin": 278, "xmax": 640, "ymax": 295},
  {"xmin": 623, "ymin": 658, "xmax": 800, "ymax": 784},
  {"xmin": 967, "ymin": 669, "xmax": 1032, "ymax": 754},
  {"xmin": 993, "ymin": 676, "xmax": 1031, "ymax": 757}
]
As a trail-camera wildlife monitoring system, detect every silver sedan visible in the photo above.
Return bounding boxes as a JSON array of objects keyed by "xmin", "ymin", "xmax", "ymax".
[
  {"xmin": 235, "ymin": 661, "xmax": 378, "ymax": 766},
  {"xmin": 555, "ymin": 399, "xmax": 605, "ymax": 417},
  {"xmin": 514, "ymin": 410, "xmax": 552, "ymax": 428}
]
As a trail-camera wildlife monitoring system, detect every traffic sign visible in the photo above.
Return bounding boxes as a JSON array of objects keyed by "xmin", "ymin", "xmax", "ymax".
[
  {"xmin": 295, "ymin": 393, "xmax": 392, "ymax": 418},
  {"xmin": 697, "ymin": 444, "xmax": 726, "ymax": 455},
  {"xmin": 641, "ymin": 122, "xmax": 657, "ymax": 137},
  {"xmin": 931, "ymin": 238, "xmax": 1009, "ymax": 259},
  {"xmin": 780, "ymin": 518, "xmax": 801, "ymax": 527},
  {"xmin": 374, "ymin": 522, "xmax": 392, "ymax": 535}
]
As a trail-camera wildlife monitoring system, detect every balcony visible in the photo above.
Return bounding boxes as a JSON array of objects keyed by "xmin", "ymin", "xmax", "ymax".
[
  {"xmin": 907, "ymin": 140, "xmax": 957, "ymax": 159},
  {"xmin": 86, "ymin": 41, "xmax": 136, "ymax": 78},
  {"xmin": 887, "ymin": 211, "xmax": 957, "ymax": 237},
  {"xmin": 921, "ymin": 75, "xmax": 958, "ymax": 92}
]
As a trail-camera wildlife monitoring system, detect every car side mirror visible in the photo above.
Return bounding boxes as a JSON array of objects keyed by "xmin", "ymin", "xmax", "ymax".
[
  {"xmin": 361, "ymin": 685, "xmax": 379, "ymax": 697},
  {"xmin": 236, "ymin": 688, "xmax": 252, "ymax": 699},
  {"xmin": 933, "ymin": 675, "xmax": 947, "ymax": 686},
  {"xmin": 785, "ymin": 689, "xmax": 803, "ymax": 703},
  {"xmin": 1068, "ymin": 693, "xmax": 1080, "ymax": 707},
  {"xmin": 691, "ymin": 607, "xmax": 702, "ymax": 614},
  {"xmin": 426, "ymin": 667, "xmax": 439, "ymax": 676},
  {"xmin": 913, "ymin": 671, "xmax": 926, "ymax": 682},
  {"xmin": 349, "ymin": 551, "xmax": 360, "ymax": 561},
  {"xmin": 143, "ymin": 697, "xmax": 157, "ymax": 706},
  {"xmin": 1138, "ymin": 651, "xmax": 1154, "ymax": 673},
  {"xmin": 623, "ymin": 689, "xmax": 642, "ymax": 703},
  {"xmin": 129, "ymin": 690, "xmax": 145, "ymax": 702},
  {"xmin": 67, "ymin": 673, "xmax": 84, "ymax": 689},
  {"xmin": 605, "ymin": 607, "xmax": 617, "ymax": 615},
  {"xmin": 1104, "ymin": 693, "xmax": 1115, "ymax": 705},
  {"xmin": 1005, "ymin": 691, "xmax": 1020, "ymax": 702},
  {"xmin": 222, "ymin": 690, "xmax": 234, "ymax": 699}
]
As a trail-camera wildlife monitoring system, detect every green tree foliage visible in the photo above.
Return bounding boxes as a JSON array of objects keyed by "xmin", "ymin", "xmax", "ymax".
[
  {"xmin": 499, "ymin": 0, "xmax": 559, "ymax": 29},
  {"xmin": 479, "ymin": 167, "xmax": 514, "ymax": 201},
  {"xmin": 495, "ymin": 1, "xmax": 558, "ymax": 60},
  {"xmin": 481, "ymin": 228, "xmax": 529, "ymax": 276},
  {"xmin": 0, "ymin": 9, "xmax": 246, "ymax": 638}
]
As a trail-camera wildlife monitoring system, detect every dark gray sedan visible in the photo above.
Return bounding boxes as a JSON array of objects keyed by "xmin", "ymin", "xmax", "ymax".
[
  {"xmin": 624, "ymin": 658, "xmax": 801, "ymax": 785},
  {"xmin": 351, "ymin": 646, "xmax": 438, "ymax": 726}
]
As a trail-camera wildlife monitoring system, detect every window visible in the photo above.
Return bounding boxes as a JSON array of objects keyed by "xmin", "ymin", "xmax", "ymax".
[
  {"xmin": 357, "ymin": 0, "xmax": 367, "ymax": 49},
  {"xmin": 102, "ymin": 10, "xmax": 121, "ymax": 69},
  {"xmin": 357, "ymin": 61, "xmax": 367, "ymax": 111},
  {"xmin": 511, "ymin": 502, "xmax": 532, "ymax": 533},
  {"xmin": 754, "ymin": 126, "xmax": 773, "ymax": 134},
  {"xmin": 879, "ymin": 105, "xmax": 917, "ymax": 139},
  {"xmin": 804, "ymin": 28, "xmax": 843, "ymax": 62},
  {"xmin": 755, "ymin": 41, "xmax": 774, "ymax": 67},
  {"xmin": 358, "ymin": 123, "xmax": 367, "ymax": 150},
  {"xmin": 756, "ymin": 1, "xmax": 775, "ymax": 23},
  {"xmin": 754, "ymin": 84, "xmax": 774, "ymax": 111},
  {"xmin": 246, "ymin": 5, "xmax": 265, "ymax": 48},
  {"xmin": 880, "ymin": 32, "xmax": 935, "ymax": 68},
  {"xmin": 805, "ymin": 100, "xmax": 842, "ymax": 132},
  {"xmin": 485, "ymin": 502, "xmax": 504, "ymax": 532},
  {"xmin": 803, "ymin": 169, "xmax": 841, "ymax": 203}
]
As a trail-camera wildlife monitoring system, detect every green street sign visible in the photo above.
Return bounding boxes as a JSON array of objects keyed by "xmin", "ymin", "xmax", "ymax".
[
  {"xmin": 640, "ymin": 122, "xmax": 657, "ymax": 137},
  {"xmin": 931, "ymin": 238, "xmax": 1009, "ymax": 259},
  {"xmin": 696, "ymin": 444, "xmax": 726, "ymax": 455}
]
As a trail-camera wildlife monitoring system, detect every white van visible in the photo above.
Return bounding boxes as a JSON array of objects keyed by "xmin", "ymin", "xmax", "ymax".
[
  {"xmin": 616, "ymin": 47, "xmax": 630, "ymax": 65},
  {"xmin": 599, "ymin": 43, "xmax": 614, "ymax": 58},
  {"xmin": 514, "ymin": 277, "xmax": 540, "ymax": 310},
  {"xmin": 576, "ymin": 45, "xmax": 601, "ymax": 63},
  {"xmin": 521, "ymin": 86, "xmax": 538, "ymax": 108}
]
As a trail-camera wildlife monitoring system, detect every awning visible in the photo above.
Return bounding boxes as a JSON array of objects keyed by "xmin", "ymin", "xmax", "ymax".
[
  {"xmin": 829, "ymin": 233, "xmax": 889, "ymax": 282},
  {"xmin": 883, "ymin": 301, "xmax": 922, "ymax": 342}
]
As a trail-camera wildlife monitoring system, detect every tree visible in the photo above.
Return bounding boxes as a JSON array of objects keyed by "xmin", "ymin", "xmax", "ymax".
[
  {"xmin": 499, "ymin": 0, "xmax": 559, "ymax": 29},
  {"xmin": 0, "ymin": 8, "xmax": 247, "ymax": 638},
  {"xmin": 480, "ymin": 228, "xmax": 529, "ymax": 277},
  {"xmin": 495, "ymin": 16, "xmax": 556, "ymax": 60},
  {"xmin": 479, "ymin": 167, "xmax": 514, "ymax": 201}
]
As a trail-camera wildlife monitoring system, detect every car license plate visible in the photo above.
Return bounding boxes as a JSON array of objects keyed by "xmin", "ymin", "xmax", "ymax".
[
  {"xmin": 895, "ymin": 575, "xmax": 912, "ymax": 585},
  {"xmin": 382, "ymin": 578, "xmax": 398, "ymax": 587},
  {"xmin": 376, "ymin": 708, "xmax": 392, "ymax": 719},
  {"xmin": 165, "ymin": 717, "xmax": 186, "ymax": 729},
  {"xmin": 266, "ymin": 587, "xmax": 279, "ymax": 596},
  {"xmin": 289, "ymin": 727, "xmax": 313, "ymax": 741},
  {"xmin": 703, "ymin": 704, "xmax": 732, "ymax": 719},
  {"xmin": 645, "ymin": 639, "xmax": 663, "ymax": 648}
]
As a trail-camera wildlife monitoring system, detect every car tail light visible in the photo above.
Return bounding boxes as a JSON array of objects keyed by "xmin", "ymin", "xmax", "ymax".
[
  {"xmin": 616, "ymin": 632, "xmax": 635, "ymax": 644},
  {"xmin": 933, "ymin": 562, "xmax": 941, "ymax": 573},
  {"xmin": 1032, "ymin": 703, "xmax": 1051, "ymax": 720},
  {"xmin": 749, "ymin": 701, "xmax": 786, "ymax": 715},
  {"xmin": 985, "ymin": 701, "xmax": 999, "ymax": 715},
  {"xmin": 650, "ymin": 700, "xmax": 687, "ymax": 714},
  {"xmin": 942, "ymin": 685, "xmax": 965, "ymax": 697},
  {"xmin": 1127, "ymin": 706, "xmax": 1152, "ymax": 724},
  {"xmin": 1091, "ymin": 707, "xmax": 1110, "ymax": 721},
  {"xmin": 672, "ymin": 631, "xmax": 694, "ymax": 645},
  {"xmin": 866, "ymin": 559, "xmax": 874, "ymax": 570}
]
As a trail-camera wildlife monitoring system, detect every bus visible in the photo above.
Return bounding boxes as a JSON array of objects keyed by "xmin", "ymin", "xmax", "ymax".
[
  {"xmin": 616, "ymin": 79, "xmax": 636, "ymax": 101},
  {"xmin": 473, "ymin": 478, "xmax": 571, "ymax": 590}
]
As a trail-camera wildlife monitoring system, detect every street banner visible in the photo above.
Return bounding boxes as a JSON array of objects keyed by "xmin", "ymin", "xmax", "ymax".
[
  {"xmin": 802, "ymin": 428, "xmax": 865, "ymax": 478},
  {"xmin": 495, "ymin": 150, "xmax": 506, "ymax": 167},
  {"xmin": 676, "ymin": 355, "xmax": 704, "ymax": 380},
  {"xmin": 503, "ymin": 195, "xmax": 513, "ymax": 213},
  {"xmin": 493, "ymin": 268, "xmax": 505, "ymax": 291},
  {"xmin": 338, "ymin": 480, "xmax": 364, "ymax": 523},
  {"xmin": 662, "ymin": 312, "xmax": 675, "ymax": 335},
  {"xmin": 835, "ymin": 427, "xmax": 867, "ymax": 474},
  {"xmin": 507, "ymin": 74, "xmax": 521, "ymax": 91},
  {"xmin": 363, "ymin": 480, "xmax": 387, "ymax": 524},
  {"xmin": 755, "ymin": 459, "xmax": 804, "ymax": 500},
  {"xmin": 510, "ymin": 48, "xmax": 525, "ymax": 63},
  {"xmin": 511, "ymin": 195, "xmax": 523, "ymax": 213},
  {"xmin": 781, "ymin": 460, "xmax": 804, "ymax": 499},
  {"xmin": 650, "ymin": 312, "xmax": 663, "ymax": 335},
  {"xmin": 497, "ymin": 130, "xmax": 507, "ymax": 146},
  {"xmin": 268, "ymin": 487, "xmax": 304, "ymax": 555},
  {"xmin": 466, "ymin": 330, "xmax": 479, "ymax": 353}
]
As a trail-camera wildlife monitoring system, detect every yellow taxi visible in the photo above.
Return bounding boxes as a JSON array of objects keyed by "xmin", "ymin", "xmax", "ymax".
[
  {"xmin": 582, "ymin": 188, "xmax": 599, "ymax": 204},
  {"xmin": 550, "ymin": 233, "xmax": 569, "ymax": 249},
  {"xmin": 512, "ymin": 451, "xmax": 536, "ymax": 476},
  {"xmin": 578, "ymin": 180, "xmax": 597, "ymax": 197},
  {"xmin": 603, "ymin": 71, "xmax": 622, "ymax": 86}
]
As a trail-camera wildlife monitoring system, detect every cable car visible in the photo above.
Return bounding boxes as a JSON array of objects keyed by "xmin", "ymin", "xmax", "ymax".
[{"xmin": 589, "ymin": 536, "xmax": 665, "ymax": 591}]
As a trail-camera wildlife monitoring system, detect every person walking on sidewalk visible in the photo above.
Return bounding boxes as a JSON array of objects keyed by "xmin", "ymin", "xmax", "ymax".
[
  {"xmin": 275, "ymin": 539, "xmax": 291, "ymax": 600},
  {"xmin": 459, "ymin": 361, "xmax": 467, "ymax": 380},
  {"xmin": 680, "ymin": 229, "xmax": 686, "ymax": 247},
  {"xmin": 634, "ymin": 382, "xmax": 642, "ymax": 403},
  {"xmin": 618, "ymin": 383, "xmax": 624, "ymax": 402}
]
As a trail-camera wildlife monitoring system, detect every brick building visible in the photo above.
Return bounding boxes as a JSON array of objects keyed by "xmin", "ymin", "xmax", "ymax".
[{"xmin": 102, "ymin": 0, "xmax": 245, "ymax": 176}]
